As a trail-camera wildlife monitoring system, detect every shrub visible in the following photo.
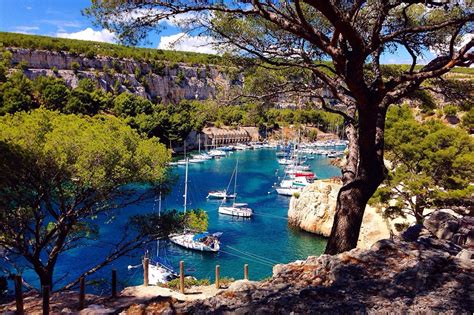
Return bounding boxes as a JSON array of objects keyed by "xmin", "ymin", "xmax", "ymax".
[
  {"xmin": 70, "ymin": 61, "xmax": 80, "ymax": 73},
  {"xmin": 160, "ymin": 277, "xmax": 210, "ymax": 290},
  {"xmin": 444, "ymin": 104, "xmax": 458, "ymax": 117}
]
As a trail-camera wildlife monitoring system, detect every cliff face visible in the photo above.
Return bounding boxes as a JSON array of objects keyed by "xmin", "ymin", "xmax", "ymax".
[
  {"xmin": 288, "ymin": 180, "xmax": 391, "ymax": 249},
  {"xmin": 8, "ymin": 48, "xmax": 242, "ymax": 104}
]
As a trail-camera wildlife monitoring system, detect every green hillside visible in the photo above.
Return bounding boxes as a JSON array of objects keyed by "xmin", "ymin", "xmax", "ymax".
[{"xmin": 0, "ymin": 32, "xmax": 224, "ymax": 65}]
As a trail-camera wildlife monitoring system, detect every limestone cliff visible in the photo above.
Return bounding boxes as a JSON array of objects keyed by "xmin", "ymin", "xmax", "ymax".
[
  {"xmin": 288, "ymin": 180, "xmax": 391, "ymax": 249},
  {"xmin": 8, "ymin": 48, "xmax": 242, "ymax": 104}
]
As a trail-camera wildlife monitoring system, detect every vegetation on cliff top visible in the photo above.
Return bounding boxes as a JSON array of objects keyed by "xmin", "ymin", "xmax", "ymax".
[{"xmin": 0, "ymin": 32, "xmax": 225, "ymax": 66}]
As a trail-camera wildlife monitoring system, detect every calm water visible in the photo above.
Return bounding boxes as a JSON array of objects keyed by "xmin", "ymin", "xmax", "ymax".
[{"xmin": 20, "ymin": 148, "xmax": 341, "ymax": 292}]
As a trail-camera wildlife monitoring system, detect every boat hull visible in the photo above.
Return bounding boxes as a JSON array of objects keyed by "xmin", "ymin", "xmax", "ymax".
[
  {"xmin": 218, "ymin": 206, "xmax": 253, "ymax": 217},
  {"xmin": 169, "ymin": 233, "xmax": 219, "ymax": 252}
]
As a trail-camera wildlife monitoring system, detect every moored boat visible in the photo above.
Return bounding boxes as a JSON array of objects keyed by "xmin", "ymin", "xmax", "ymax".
[{"xmin": 207, "ymin": 190, "xmax": 236, "ymax": 199}]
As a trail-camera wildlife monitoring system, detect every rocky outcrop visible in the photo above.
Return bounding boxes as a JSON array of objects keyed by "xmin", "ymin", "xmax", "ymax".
[
  {"xmin": 288, "ymin": 180, "xmax": 391, "ymax": 249},
  {"xmin": 173, "ymin": 214, "xmax": 473, "ymax": 314},
  {"xmin": 8, "ymin": 48, "xmax": 242, "ymax": 104}
]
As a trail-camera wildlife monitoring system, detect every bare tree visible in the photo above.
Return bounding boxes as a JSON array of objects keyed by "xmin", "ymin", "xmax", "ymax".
[{"xmin": 87, "ymin": 0, "xmax": 473, "ymax": 254}]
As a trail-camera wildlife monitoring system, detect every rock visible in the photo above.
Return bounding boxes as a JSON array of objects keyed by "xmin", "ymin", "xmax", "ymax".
[
  {"xmin": 7, "ymin": 48, "xmax": 242, "ymax": 105},
  {"xmin": 401, "ymin": 224, "xmax": 423, "ymax": 242},
  {"xmin": 79, "ymin": 304, "xmax": 115, "ymax": 314},
  {"xmin": 228, "ymin": 280, "xmax": 259, "ymax": 292},
  {"xmin": 456, "ymin": 249, "xmax": 474, "ymax": 261},
  {"xmin": 424, "ymin": 211, "xmax": 459, "ymax": 240},
  {"xmin": 288, "ymin": 180, "xmax": 392, "ymax": 249},
  {"xmin": 424, "ymin": 210, "xmax": 473, "ymax": 249}
]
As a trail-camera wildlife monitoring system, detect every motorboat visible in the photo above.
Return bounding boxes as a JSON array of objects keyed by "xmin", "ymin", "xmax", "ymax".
[
  {"xmin": 280, "ymin": 176, "xmax": 313, "ymax": 188},
  {"xmin": 218, "ymin": 203, "xmax": 253, "ymax": 217},
  {"xmin": 278, "ymin": 158, "xmax": 293, "ymax": 165},
  {"xmin": 208, "ymin": 149, "xmax": 226, "ymax": 157},
  {"xmin": 276, "ymin": 186, "xmax": 302, "ymax": 196}
]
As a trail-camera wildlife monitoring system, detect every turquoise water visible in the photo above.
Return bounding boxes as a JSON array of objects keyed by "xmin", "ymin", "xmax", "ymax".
[{"xmin": 18, "ymin": 148, "xmax": 341, "ymax": 292}]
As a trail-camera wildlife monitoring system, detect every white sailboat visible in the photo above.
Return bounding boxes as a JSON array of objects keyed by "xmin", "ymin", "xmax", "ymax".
[
  {"xmin": 146, "ymin": 192, "xmax": 178, "ymax": 285},
  {"xmin": 218, "ymin": 160, "xmax": 253, "ymax": 217},
  {"xmin": 169, "ymin": 159, "xmax": 221, "ymax": 252}
]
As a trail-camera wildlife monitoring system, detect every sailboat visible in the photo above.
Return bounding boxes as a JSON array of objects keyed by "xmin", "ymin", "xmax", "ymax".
[
  {"xmin": 207, "ymin": 166, "xmax": 237, "ymax": 200},
  {"xmin": 169, "ymin": 159, "xmax": 221, "ymax": 252},
  {"xmin": 218, "ymin": 160, "xmax": 253, "ymax": 217},
  {"xmin": 144, "ymin": 192, "xmax": 178, "ymax": 284}
]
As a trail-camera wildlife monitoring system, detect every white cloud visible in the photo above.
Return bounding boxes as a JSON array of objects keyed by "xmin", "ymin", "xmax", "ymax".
[
  {"xmin": 26, "ymin": 6, "xmax": 32, "ymax": 10},
  {"xmin": 158, "ymin": 33, "xmax": 218, "ymax": 54},
  {"xmin": 114, "ymin": 8, "xmax": 201, "ymax": 28},
  {"xmin": 56, "ymin": 28, "xmax": 117, "ymax": 43},
  {"xmin": 13, "ymin": 26, "xmax": 40, "ymax": 34}
]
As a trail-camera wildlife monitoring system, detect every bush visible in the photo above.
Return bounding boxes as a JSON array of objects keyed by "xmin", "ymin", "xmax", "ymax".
[
  {"xmin": 160, "ymin": 277, "xmax": 210, "ymax": 290},
  {"xmin": 444, "ymin": 104, "xmax": 458, "ymax": 117},
  {"xmin": 70, "ymin": 61, "xmax": 80, "ymax": 73}
]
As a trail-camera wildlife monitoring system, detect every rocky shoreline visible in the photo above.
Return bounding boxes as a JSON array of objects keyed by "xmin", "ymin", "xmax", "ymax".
[
  {"xmin": 288, "ymin": 180, "xmax": 394, "ymax": 249},
  {"xmin": 171, "ymin": 211, "xmax": 473, "ymax": 314}
]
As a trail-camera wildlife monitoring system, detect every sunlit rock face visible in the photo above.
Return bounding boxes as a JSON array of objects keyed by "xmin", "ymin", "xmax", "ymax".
[
  {"xmin": 8, "ymin": 48, "xmax": 242, "ymax": 104},
  {"xmin": 288, "ymin": 180, "xmax": 391, "ymax": 249}
]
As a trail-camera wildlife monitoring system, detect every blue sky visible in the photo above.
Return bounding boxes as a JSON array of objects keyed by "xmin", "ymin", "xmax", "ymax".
[{"xmin": 0, "ymin": 0, "xmax": 432, "ymax": 63}]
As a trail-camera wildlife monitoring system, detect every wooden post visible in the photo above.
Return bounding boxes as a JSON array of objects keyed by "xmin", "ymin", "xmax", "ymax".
[
  {"xmin": 42, "ymin": 285, "xmax": 50, "ymax": 315},
  {"xmin": 79, "ymin": 276, "xmax": 85, "ymax": 310},
  {"xmin": 215, "ymin": 265, "xmax": 220, "ymax": 289},
  {"xmin": 14, "ymin": 275, "xmax": 23, "ymax": 315},
  {"xmin": 244, "ymin": 264, "xmax": 249, "ymax": 280},
  {"xmin": 143, "ymin": 258, "xmax": 149, "ymax": 287},
  {"xmin": 111, "ymin": 269, "xmax": 117, "ymax": 298},
  {"xmin": 179, "ymin": 261, "xmax": 185, "ymax": 294}
]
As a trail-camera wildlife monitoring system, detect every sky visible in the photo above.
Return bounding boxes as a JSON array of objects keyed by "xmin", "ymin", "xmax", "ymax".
[{"xmin": 0, "ymin": 0, "xmax": 435, "ymax": 63}]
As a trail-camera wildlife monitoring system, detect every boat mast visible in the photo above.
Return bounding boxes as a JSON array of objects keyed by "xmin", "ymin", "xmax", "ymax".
[
  {"xmin": 198, "ymin": 134, "xmax": 201, "ymax": 154},
  {"xmin": 158, "ymin": 190, "xmax": 162, "ymax": 217},
  {"xmin": 183, "ymin": 158, "xmax": 188, "ymax": 214},
  {"xmin": 233, "ymin": 159, "xmax": 238, "ymax": 205}
]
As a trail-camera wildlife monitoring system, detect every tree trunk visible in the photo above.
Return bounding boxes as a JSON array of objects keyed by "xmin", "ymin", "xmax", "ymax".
[
  {"xmin": 325, "ymin": 103, "xmax": 387, "ymax": 255},
  {"xmin": 35, "ymin": 266, "xmax": 54, "ymax": 291}
]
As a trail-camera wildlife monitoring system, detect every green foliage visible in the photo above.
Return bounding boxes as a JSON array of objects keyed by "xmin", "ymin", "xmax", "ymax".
[
  {"xmin": 0, "ymin": 32, "xmax": 224, "ymax": 65},
  {"xmin": 182, "ymin": 209, "xmax": 209, "ymax": 233},
  {"xmin": 70, "ymin": 61, "xmax": 80, "ymax": 73},
  {"xmin": 113, "ymin": 92, "xmax": 153, "ymax": 117},
  {"xmin": 175, "ymin": 69, "xmax": 186, "ymax": 86},
  {"xmin": 33, "ymin": 76, "xmax": 70, "ymax": 110},
  {"xmin": 161, "ymin": 277, "xmax": 210, "ymax": 290},
  {"xmin": 0, "ymin": 109, "xmax": 172, "ymax": 288},
  {"xmin": 462, "ymin": 108, "xmax": 474, "ymax": 133},
  {"xmin": 373, "ymin": 105, "xmax": 474, "ymax": 222},
  {"xmin": 0, "ymin": 71, "xmax": 34, "ymax": 114},
  {"xmin": 444, "ymin": 104, "xmax": 458, "ymax": 117},
  {"xmin": 410, "ymin": 90, "xmax": 436, "ymax": 114},
  {"xmin": 65, "ymin": 78, "xmax": 112, "ymax": 114}
]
